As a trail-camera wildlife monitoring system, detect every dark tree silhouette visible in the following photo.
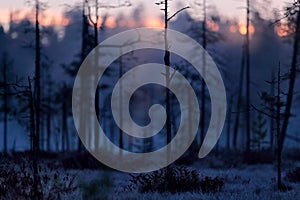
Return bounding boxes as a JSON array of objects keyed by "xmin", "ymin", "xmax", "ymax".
[
  {"xmin": 232, "ymin": 42, "xmax": 245, "ymax": 149},
  {"xmin": 252, "ymin": 62, "xmax": 285, "ymax": 190},
  {"xmin": 0, "ymin": 52, "xmax": 13, "ymax": 155},
  {"xmin": 62, "ymin": 2, "xmax": 94, "ymax": 152},
  {"xmin": 85, "ymin": 0, "xmax": 131, "ymax": 152},
  {"xmin": 189, "ymin": 1, "xmax": 225, "ymax": 147},
  {"xmin": 245, "ymin": 0, "xmax": 251, "ymax": 152},
  {"xmin": 232, "ymin": 0, "xmax": 251, "ymax": 151},
  {"xmin": 34, "ymin": 0, "xmax": 41, "ymax": 153},
  {"xmin": 155, "ymin": 0, "xmax": 189, "ymax": 162},
  {"xmin": 280, "ymin": 1, "xmax": 300, "ymax": 150}
]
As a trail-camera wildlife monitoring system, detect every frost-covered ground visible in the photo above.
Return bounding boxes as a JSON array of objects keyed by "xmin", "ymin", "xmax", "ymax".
[{"xmin": 75, "ymin": 163, "xmax": 300, "ymax": 200}]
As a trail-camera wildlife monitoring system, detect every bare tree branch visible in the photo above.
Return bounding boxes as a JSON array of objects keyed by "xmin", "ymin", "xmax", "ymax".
[
  {"xmin": 167, "ymin": 6, "xmax": 190, "ymax": 21},
  {"xmin": 251, "ymin": 104, "xmax": 276, "ymax": 119}
]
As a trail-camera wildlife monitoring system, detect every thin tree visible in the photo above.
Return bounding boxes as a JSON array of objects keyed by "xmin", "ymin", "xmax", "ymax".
[
  {"xmin": 79, "ymin": 1, "xmax": 88, "ymax": 152},
  {"xmin": 270, "ymin": 67, "xmax": 275, "ymax": 150},
  {"xmin": 226, "ymin": 95, "xmax": 233, "ymax": 150},
  {"xmin": 45, "ymin": 74, "xmax": 52, "ymax": 152},
  {"xmin": 61, "ymin": 83, "xmax": 70, "ymax": 152},
  {"xmin": 200, "ymin": 0, "xmax": 207, "ymax": 144},
  {"xmin": 191, "ymin": 1, "xmax": 225, "ymax": 146},
  {"xmin": 245, "ymin": 0, "xmax": 251, "ymax": 152},
  {"xmin": 0, "ymin": 52, "xmax": 13, "ymax": 155},
  {"xmin": 28, "ymin": 76, "xmax": 40, "ymax": 199},
  {"xmin": 280, "ymin": 1, "xmax": 300, "ymax": 149},
  {"xmin": 86, "ymin": 0, "xmax": 101, "ymax": 151},
  {"xmin": 86, "ymin": 0, "xmax": 131, "ymax": 152},
  {"xmin": 232, "ymin": 46, "xmax": 245, "ymax": 148},
  {"xmin": 276, "ymin": 63, "xmax": 282, "ymax": 189},
  {"xmin": 62, "ymin": 1, "xmax": 94, "ymax": 152},
  {"xmin": 252, "ymin": 62, "xmax": 284, "ymax": 190},
  {"xmin": 34, "ymin": 0, "xmax": 41, "ymax": 153},
  {"xmin": 155, "ymin": 0, "xmax": 189, "ymax": 161},
  {"xmin": 232, "ymin": 0, "xmax": 251, "ymax": 151}
]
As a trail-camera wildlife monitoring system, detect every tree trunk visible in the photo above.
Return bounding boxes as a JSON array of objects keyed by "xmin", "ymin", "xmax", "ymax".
[
  {"xmin": 276, "ymin": 62, "xmax": 282, "ymax": 189},
  {"xmin": 280, "ymin": 10, "xmax": 300, "ymax": 149},
  {"xmin": 28, "ymin": 77, "xmax": 40, "ymax": 199},
  {"xmin": 119, "ymin": 49, "xmax": 123, "ymax": 151},
  {"xmin": 233, "ymin": 42, "xmax": 245, "ymax": 148},
  {"xmin": 245, "ymin": 0, "xmax": 251, "ymax": 152},
  {"xmin": 93, "ymin": 0, "xmax": 100, "ymax": 152},
  {"xmin": 270, "ymin": 67, "xmax": 275, "ymax": 150},
  {"xmin": 62, "ymin": 84, "xmax": 69, "ymax": 152},
  {"xmin": 78, "ymin": 2, "xmax": 90, "ymax": 152},
  {"xmin": 35, "ymin": 0, "xmax": 41, "ymax": 154},
  {"xmin": 226, "ymin": 96, "xmax": 233, "ymax": 150},
  {"xmin": 164, "ymin": 0, "xmax": 172, "ymax": 161},
  {"xmin": 200, "ymin": 0, "xmax": 207, "ymax": 144},
  {"xmin": 2, "ymin": 54, "xmax": 8, "ymax": 155},
  {"xmin": 46, "ymin": 82, "xmax": 51, "ymax": 152}
]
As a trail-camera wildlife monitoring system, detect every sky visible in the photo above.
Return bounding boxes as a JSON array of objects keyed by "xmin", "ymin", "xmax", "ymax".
[{"xmin": 0, "ymin": 0, "xmax": 287, "ymax": 29}]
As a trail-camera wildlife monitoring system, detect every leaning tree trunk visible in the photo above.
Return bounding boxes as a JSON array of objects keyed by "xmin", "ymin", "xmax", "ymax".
[
  {"xmin": 233, "ymin": 42, "xmax": 245, "ymax": 148},
  {"xmin": 280, "ymin": 10, "xmax": 300, "ymax": 149}
]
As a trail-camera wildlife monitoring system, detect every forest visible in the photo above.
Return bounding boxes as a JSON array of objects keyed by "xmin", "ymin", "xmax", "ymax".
[{"xmin": 0, "ymin": 0, "xmax": 300, "ymax": 199}]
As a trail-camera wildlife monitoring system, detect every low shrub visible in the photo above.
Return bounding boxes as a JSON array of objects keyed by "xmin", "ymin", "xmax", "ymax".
[
  {"xmin": 199, "ymin": 176, "xmax": 224, "ymax": 193},
  {"xmin": 78, "ymin": 172, "xmax": 113, "ymax": 200},
  {"xmin": 0, "ymin": 160, "xmax": 79, "ymax": 199},
  {"xmin": 285, "ymin": 167, "xmax": 300, "ymax": 183},
  {"xmin": 126, "ymin": 166, "xmax": 224, "ymax": 194}
]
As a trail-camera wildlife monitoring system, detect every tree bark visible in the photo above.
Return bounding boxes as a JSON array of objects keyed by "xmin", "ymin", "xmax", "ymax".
[
  {"xmin": 226, "ymin": 96, "xmax": 233, "ymax": 150},
  {"xmin": 280, "ymin": 10, "xmax": 300, "ymax": 149},
  {"xmin": 277, "ymin": 62, "xmax": 282, "ymax": 189},
  {"xmin": 270, "ymin": 67, "xmax": 275, "ymax": 150},
  {"xmin": 2, "ymin": 54, "xmax": 8, "ymax": 155},
  {"xmin": 233, "ymin": 43, "xmax": 245, "ymax": 148},
  {"xmin": 164, "ymin": 0, "xmax": 172, "ymax": 161},
  {"xmin": 245, "ymin": 0, "xmax": 251, "ymax": 152},
  {"xmin": 200, "ymin": 0, "xmax": 207, "ymax": 144},
  {"xmin": 46, "ymin": 80, "xmax": 51, "ymax": 152},
  {"xmin": 35, "ymin": 0, "xmax": 41, "ymax": 154}
]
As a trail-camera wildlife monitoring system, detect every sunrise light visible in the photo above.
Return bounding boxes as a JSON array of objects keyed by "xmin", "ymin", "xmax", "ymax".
[
  {"xmin": 206, "ymin": 20, "xmax": 219, "ymax": 32},
  {"xmin": 106, "ymin": 16, "xmax": 116, "ymax": 28},
  {"xmin": 118, "ymin": 18, "xmax": 137, "ymax": 27},
  {"xmin": 239, "ymin": 23, "xmax": 255, "ymax": 35},
  {"xmin": 229, "ymin": 25, "xmax": 238, "ymax": 33},
  {"xmin": 143, "ymin": 18, "xmax": 164, "ymax": 28},
  {"xmin": 0, "ymin": 9, "xmax": 70, "ymax": 28},
  {"xmin": 274, "ymin": 24, "xmax": 296, "ymax": 37}
]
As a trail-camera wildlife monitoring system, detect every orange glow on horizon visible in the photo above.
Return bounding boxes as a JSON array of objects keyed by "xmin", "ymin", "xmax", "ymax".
[
  {"xmin": 0, "ymin": 9, "xmax": 70, "ymax": 27},
  {"xmin": 106, "ymin": 16, "xmax": 116, "ymax": 28},
  {"xmin": 206, "ymin": 20, "xmax": 219, "ymax": 32},
  {"xmin": 239, "ymin": 23, "xmax": 255, "ymax": 35},
  {"xmin": 143, "ymin": 18, "xmax": 164, "ymax": 28},
  {"xmin": 229, "ymin": 25, "xmax": 237, "ymax": 33},
  {"xmin": 274, "ymin": 24, "xmax": 295, "ymax": 37},
  {"xmin": 39, "ymin": 15, "xmax": 70, "ymax": 27},
  {"xmin": 118, "ymin": 18, "xmax": 137, "ymax": 27}
]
